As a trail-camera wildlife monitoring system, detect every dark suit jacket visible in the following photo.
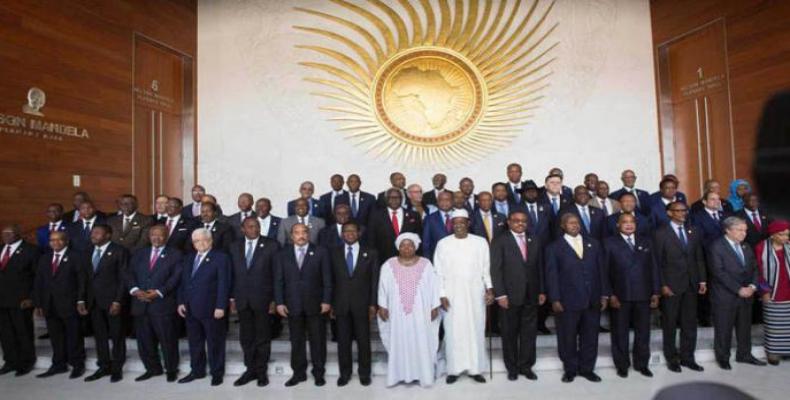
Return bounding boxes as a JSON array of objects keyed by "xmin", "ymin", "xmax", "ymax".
[
  {"xmin": 330, "ymin": 245, "xmax": 379, "ymax": 315},
  {"xmin": 108, "ymin": 213, "xmax": 153, "ymax": 252},
  {"xmin": 690, "ymin": 198, "xmax": 734, "ymax": 215},
  {"xmin": 86, "ymin": 242, "xmax": 128, "ymax": 309},
  {"xmin": 201, "ymin": 220, "xmax": 234, "ymax": 253},
  {"xmin": 469, "ymin": 209, "xmax": 508, "ymax": 243},
  {"xmin": 287, "ymin": 197, "xmax": 322, "ymax": 218},
  {"xmin": 34, "ymin": 248, "xmax": 88, "ymax": 318},
  {"xmin": 544, "ymin": 236, "xmax": 610, "ymax": 311},
  {"xmin": 226, "ymin": 210, "xmax": 256, "ymax": 242},
  {"xmin": 178, "ymin": 250, "xmax": 231, "ymax": 319},
  {"xmin": 127, "ymin": 246, "xmax": 183, "ymax": 316},
  {"xmin": 229, "ymin": 236, "xmax": 279, "ymax": 312},
  {"xmin": 605, "ymin": 211, "xmax": 652, "ymax": 238},
  {"xmin": 0, "ymin": 241, "xmax": 38, "ymax": 307},
  {"xmin": 422, "ymin": 210, "xmax": 453, "ymax": 260},
  {"xmin": 319, "ymin": 191, "xmax": 350, "ymax": 224},
  {"xmin": 63, "ymin": 209, "xmax": 107, "ymax": 225},
  {"xmin": 647, "ymin": 196, "xmax": 675, "ymax": 229},
  {"xmin": 490, "ymin": 232, "xmax": 543, "ymax": 306},
  {"xmin": 421, "ymin": 189, "xmax": 446, "ymax": 207},
  {"xmin": 737, "ymin": 208, "xmax": 770, "ymax": 247},
  {"xmin": 348, "ymin": 191, "xmax": 376, "ymax": 225},
  {"xmin": 367, "ymin": 208, "xmax": 422, "ymax": 261},
  {"xmin": 537, "ymin": 192, "xmax": 571, "ymax": 218},
  {"xmin": 36, "ymin": 223, "xmax": 67, "ymax": 252},
  {"xmin": 609, "ymin": 187, "xmax": 651, "ymax": 214},
  {"xmin": 182, "ymin": 202, "xmax": 223, "ymax": 219},
  {"xmin": 376, "ymin": 189, "xmax": 412, "ymax": 210},
  {"xmin": 318, "ymin": 224, "xmax": 345, "ymax": 250},
  {"xmin": 165, "ymin": 216, "xmax": 199, "ymax": 253},
  {"xmin": 707, "ymin": 237, "xmax": 758, "ymax": 305},
  {"xmin": 66, "ymin": 216, "xmax": 107, "ymax": 252},
  {"xmin": 558, "ymin": 204, "xmax": 605, "ymax": 241},
  {"xmin": 652, "ymin": 223, "xmax": 706, "ymax": 293},
  {"xmin": 274, "ymin": 244, "xmax": 332, "ymax": 316},
  {"xmin": 604, "ymin": 235, "xmax": 660, "ymax": 302},
  {"xmin": 506, "ymin": 181, "xmax": 524, "ymax": 204},
  {"xmin": 691, "ymin": 209, "xmax": 729, "ymax": 247},
  {"xmin": 516, "ymin": 201, "xmax": 553, "ymax": 245}
]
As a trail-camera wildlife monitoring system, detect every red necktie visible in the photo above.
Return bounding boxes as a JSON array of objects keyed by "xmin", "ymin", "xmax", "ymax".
[
  {"xmin": 0, "ymin": 246, "xmax": 11, "ymax": 270},
  {"xmin": 149, "ymin": 248, "xmax": 160, "ymax": 271},
  {"xmin": 51, "ymin": 253, "xmax": 61, "ymax": 275},
  {"xmin": 391, "ymin": 210, "xmax": 400, "ymax": 237},
  {"xmin": 166, "ymin": 218, "xmax": 173, "ymax": 233},
  {"xmin": 444, "ymin": 213, "xmax": 452, "ymax": 233},
  {"xmin": 752, "ymin": 212, "xmax": 762, "ymax": 231}
]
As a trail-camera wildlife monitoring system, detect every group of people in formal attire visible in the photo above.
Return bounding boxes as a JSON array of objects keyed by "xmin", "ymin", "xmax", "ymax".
[{"xmin": 1, "ymin": 163, "xmax": 788, "ymax": 389}]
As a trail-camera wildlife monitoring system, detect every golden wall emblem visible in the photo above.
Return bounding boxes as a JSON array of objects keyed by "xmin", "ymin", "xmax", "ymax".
[{"xmin": 296, "ymin": 0, "xmax": 558, "ymax": 166}]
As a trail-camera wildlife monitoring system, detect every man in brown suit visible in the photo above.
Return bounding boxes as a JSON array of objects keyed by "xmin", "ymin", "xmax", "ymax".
[{"xmin": 108, "ymin": 194, "xmax": 152, "ymax": 252}]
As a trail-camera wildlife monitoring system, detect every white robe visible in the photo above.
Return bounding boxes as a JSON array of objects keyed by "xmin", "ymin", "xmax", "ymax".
[
  {"xmin": 378, "ymin": 257, "xmax": 442, "ymax": 387},
  {"xmin": 434, "ymin": 234, "xmax": 492, "ymax": 375}
]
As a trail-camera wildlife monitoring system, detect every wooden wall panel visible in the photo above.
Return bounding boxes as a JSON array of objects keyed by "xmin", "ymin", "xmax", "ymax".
[{"xmin": 0, "ymin": 0, "xmax": 195, "ymax": 237}]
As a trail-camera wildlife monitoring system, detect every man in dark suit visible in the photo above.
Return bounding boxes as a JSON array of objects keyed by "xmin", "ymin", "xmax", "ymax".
[
  {"xmin": 229, "ymin": 217, "xmax": 280, "ymax": 387},
  {"xmin": 520, "ymin": 180, "xmax": 554, "ymax": 335},
  {"xmin": 558, "ymin": 186, "xmax": 605, "ymax": 241},
  {"xmin": 63, "ymin": 191, "xmax": 91, "ymax": 224},
  {"xmin": 154, "ymin": 195, "xmax": 170, "ymax": 223},
  {"xmin": 367, "ymin": 188, "xmax": 422, "ymax": 261},
  {"xmin": 254, "ymin": 197, "xmax": 282, "ymax": 240},
  {"xmin": 226, "ymin": 193, "xmax": 256, "ymax": 242},
  {"xmin": 36, "ymin": 203, "xmax": 68, "ymax": 251},
  {"xmin": 177, "ymin": 228, "xmax": 231, "ymax": 386},
  {"xmin": 163, "ymin": 197, "xmax": 199, "ymax": 253},
  {"xmin": 0, "ymin": 225, "xmax": 38, "ymax": 376},
  {"xmin": 108, "ymin": 194, "xmax": 152, "ymax": 252},
  {"xmin": 33, "ymin": 231, "xmax": 88, "ymax": 379},
  {"xmin": 545, "ymin": 167, "xmax": 575, "ymax": 198},
  {"xmin": 491, "ymin": 182, "xmax": 516, "ymax": 217},
  {"xmin": 470, "ymin": 191, "xmax": 507, "ymax": 243},
  {"xmin": 505, "ymin": 163, "xmax": 525, "ymax": 204},
  {"xmin": 609, "ymin": 169, "xmax": 651, "ymax": 215},
  {"xmin": 318, "ymin": 204, "xmax": 353, "ymax": 250},
  {"xmin": 604, "ymin": 214, "xmax": 660, "ymax": 378},
  {"xmin": 738, "ymin": 194, "xmax": 770, "ymax": 247},
  {"xmin": 707, "ymin": 217, "xmax": 766, "ymax": 369},
  {"xmin": 648, "ymin": 177, "xmax": 684, "ymax": 229},
  {"xmin": 690, "ymin": 180, "xmax": 735, "ymax": 215},
  {"xmin": 287, "ymin": 181, "xmax": 322, "ymax": 217},
  {"xmin": 198, "ymin": 202, "xmax": 233, "ymax": 253},
  {"xmin": 583, "ymin": 173, "xmax": 599, "ymax": 197},
  {"xmin": 275, "ymin": 223, "xmax": 333, "ymax": 387},
  {"xmin": 490, "ymin": 211, "xmax": 545, "ymax": 381},
  {"xmin": 459, "ymin": 177, "xmax": 479, "ymax": 212},
  {"xmin": 84, "ymin": 224, "xmax": 128, "ymax": 382},
  {"xmin": 539, "ymin": 174, "xmax": 572, "ymax": 221},
  {"xmin": 182, "ymin": 184, "xmax": 206, "ymax": 219},
  {"xmin": 345, "ymin": 174, "xmax": 376, "ymax": 226},
  {"xmin": 66, "ymin": 200, "xmax": 106, "ymax": 253},
  {"xmin": 127, "ymin": 225, "xmax": 183, "ymax": 382},
  {"xmin": 691, "ymin": 191, "xmax": 730, "ymax": 247},
  {"xmin": 422, "ymin": 173, "xmax": 448, "ymax": 207},
  {"xmin": 422, "ymin": 191, "xmax": 454, "ymax": 260},
  {"xmin": 544, "ymin": 213, "xmax": 610, "ymax": 383},
  {"xmin": 330, "ymin": 221, "xmax": 379, "ymax": 386},
  {"xmin": 376, "ymin": 172, "xmax": 411, "ymax": 209},
  {"xmin": 605, "ymin": 193, "xmax": 652, "ymax": 238},
  {"xmin": 319, "ymin": 174, "xmax": 349, "ymax": 224},
  {"xmin": 653, "ymin": 201, "xmax": 707, "ymax": 372}
]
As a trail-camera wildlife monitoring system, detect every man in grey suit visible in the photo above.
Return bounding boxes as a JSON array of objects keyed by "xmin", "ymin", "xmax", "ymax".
[
  {"xmin": 277, "ymin": 198, "xmax": 325, "ymax": 246},
  {"xmin": 707, "ymin": 216, "xmax": 766, "ymax": 370}
]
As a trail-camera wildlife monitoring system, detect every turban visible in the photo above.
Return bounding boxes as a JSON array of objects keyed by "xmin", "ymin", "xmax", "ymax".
[
  {"xmin": 395, "ymin": 232, "xmax": 421, "ymax": 250},
  {"xmin": 766, "ymin": 220, "xmax": 790, "ymax": 236},
  {"xmin": 450, "ymin": 209, "xmax": 469, "ymax": 219}
]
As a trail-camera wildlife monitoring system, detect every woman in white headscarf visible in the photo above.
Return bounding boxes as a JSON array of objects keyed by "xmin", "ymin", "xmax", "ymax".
[{"xmin": 377, "ymin": 233, "xmax": 442, "ymax": 387}]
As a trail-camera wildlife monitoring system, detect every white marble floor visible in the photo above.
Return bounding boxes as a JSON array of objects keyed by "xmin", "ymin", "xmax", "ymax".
[{"xmin": 1, "ymin": 361, "xmax": 787, "ymax": 400}]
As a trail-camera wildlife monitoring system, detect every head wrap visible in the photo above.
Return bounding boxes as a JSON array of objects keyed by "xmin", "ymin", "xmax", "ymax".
[
  {"xmin": 450, "ymin": 209, "xmax": 469, "ymax": 219},
  {"xmin": 727, "ymin": 179, "xmax": 751, "ymax": 211},
  {"xmin": 767, "ymin": 220, "xmax": 790, "ymax": 236},
  {"xmin": 395, "ymin": 232, "xmax": 421, "ymax": 250}
]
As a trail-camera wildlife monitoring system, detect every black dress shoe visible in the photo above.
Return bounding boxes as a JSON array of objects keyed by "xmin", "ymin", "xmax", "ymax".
[
  {"xmin": 337, "ymin": 376, "xmax": 350, "ymax": 386},
  {"xmin": 178, "ymin": 372, "xmax": 206, "ymax": 384},
  {"xmin": 38, "ymin": 333, "xmax": 50, "ymax": 340},
  {"xmin": 736, "ymin": 356, "xmax": 767, "ymax": 366},
  {"xmin": 561, "ymin": 372, "xmax": 575, "ymax": 383},
  {"xmin": 446, "ymin": 374, "xmax": 459, "ymax": 384},
  {"xmin": 110, "ymin": 372, "xmax": 122, "ymax": 383},
  {"xmin": 37, "ymin": 366, "xmax": 68, "ymax": 378},
  {"xmin": 521, "ymin": 369, "xmax": 538, "ymax": 380},
  {"xmin": 507, "ymin": 372, "xmax": 518, "ymax": 381},
  {"xmin": 360, "ymin": 376, "xmax": 371, "ymax": 386},
  {"xmin": 15, "ymin": 366, "xmax": 34, "ymax": 377},
  {"xmin": 580, "ymin": 372, "xmax": 602, "ymax": 382},
  {"xmin": 284, "ymin": 375, "xmax": 306, "ymax": 387},
  {"xmin": 667, "ymin": 362, "xmax": 681, "ymax": 373},
  {"xmin": 537, "ymin": 326, "xmax": 551, "ymax": 335},
  {"xmin": 314, "ymin": 376, "xmax": 326, "ymax": 386},
  {"xmin": 211, "ymin": 376, "xmax": 223, "ymax": 386},
  {"xmin": 637, "ymin": 368, "xmax": 653, "ymax": 377},
  {"xmin": 85, "ymin": 369, "xmax": 110, "ymax": 382},
  {"xmin": 167, "ymin": 372, "xmax": 178, "ymax": 382},
  {"xmin": 680, "ymin": 361, "xmax": 704, "ymax": 371},
  {"xmin": 0, "ymin": 364, "xmax": 15, "ymax": 375},
  {"xmin": 471, "ymin": 374, "xmax": 486, "ymax": 383},
  {"xmin": 718, "ymin": 360, "xmax": 732, "ymax": 370},
  {"xmin": 69, "ymin": 366, "xmax": 85, "ymax": 379},
  {"xmin": 598, "ymin": 326, "xmax": 610, "ymax": 333},
  {"xmin": 233, "ymin": 372, "xmax": 255, "ymax": 387},
  {"xmin": 616, "ymin": 368, "xmax": 628, "ymax": 378},
  {"xmin": 257, "ymin": 376, "xmax": 269, "ymax": 387},
  {"xmin": 135, "ymin": 371, "xmax": 163, "ymax": 381}
]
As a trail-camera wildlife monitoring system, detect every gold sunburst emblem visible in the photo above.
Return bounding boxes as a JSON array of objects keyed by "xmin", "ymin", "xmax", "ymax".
[{"xmin": 296, "ymin": 0, "xmax": 558, "ymax": 167}]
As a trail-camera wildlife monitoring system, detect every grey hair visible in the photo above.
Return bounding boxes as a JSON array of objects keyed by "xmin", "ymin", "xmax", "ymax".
[
  {"xmin": 191, "ymin": 227, "xmax": 213, "ymax": 242},
  {"xmin": 722, "ymin": 216, "xmax": 747, "ymax": 231}
]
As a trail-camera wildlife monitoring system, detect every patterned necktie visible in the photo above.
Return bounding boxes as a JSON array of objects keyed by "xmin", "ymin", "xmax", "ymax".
[
  {"xmin": 517, "ymin": 234, "xmax": 528, "ymax": 261},
  {"xmin": 346, "ymin": 246, "xmax": 354, "ymax": 276},
  {"xmin": 297, "ymin": 247, "xmax": 306, "ymax": 269},
  {"xmin": 123, "ymin": 217, "xmax": 131, "ymax": 233},
  {"xmin": 245, "ymin": 241, "xmax": 254, "ymax": 269},
  {"xmin": 0, "ymin": 246, "xmax": 11, "ymax": 270},
  {"xmin": 51, "ymin": 253, "xmax": 61, "ymax": 275},
  {"xmin": 92, "ymin": 247, "xmax": 102, "ymax": 272},
  {"xmin": 600, "ymin": 199, "xmax": 608, "ymax": 216},
  {"xmin": 149, "ymin": 248, "xmax": 159, "ymax": 271},
  {"xmin": 391, "ymin": 211, "xmax": 400, "ymax": 237},
  {"xmin": 513, "ymin": 185, "xmax": 521, "ymax": 203},
  {"xmin": 626, "ymin": 236, "xmax": 635, "ymax": 251},
  {"xmin": 192, "ymin": 254, "xmax": 202, "ymax": 277},
  {"xmin": 351, "ymin": 194, "xmax": 358, "ymax": 217},
  {"xmin": 166, "ymin": 218, "xmax": 174, "ymax": 233},
  {"xmin": 752, "ymin": 212, "xmax": 762, "ymax": 231},
  {"xmin": 677, "ymin": 226, "xmax": 688, "ymax": 247},
  {"xmin": 482, "ymin": 212, "xmax": 493, "ymax": 242}
]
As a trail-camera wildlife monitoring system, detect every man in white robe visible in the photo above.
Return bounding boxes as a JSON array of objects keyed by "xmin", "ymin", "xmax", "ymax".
[
  {"xmin": 434, "ymin": 209, "xmax": 494, "ymax": 383},
  {"xmin": 377, "ymin": 233, "xmax": 442, "ymax": 387}
]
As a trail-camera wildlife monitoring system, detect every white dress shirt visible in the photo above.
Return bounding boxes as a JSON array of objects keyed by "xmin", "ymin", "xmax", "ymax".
[
  {"xmin": 258, "ymin": 215, "xmax": 271, "ymax": 235},
  {"xmin": 1, "ymin": 240, "xmax": 23, "ymax": 260}
]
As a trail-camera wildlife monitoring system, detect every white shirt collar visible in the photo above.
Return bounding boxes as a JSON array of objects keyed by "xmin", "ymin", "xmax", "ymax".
[
  {"xmin": 510, "ymin": 230, "xmax": 526, "ymax": 240},
  {"xmin": 203, "ymin": 220, "xmax": 216, "ymax": 229},
  {"xmin": 246, "ymin": 237, "xmax": 258, "ymax": 246},
  {"xmin": 94, "ymin": 241, "xmax": 110, "ymax": 253},
  {"xmin": 3, "ymin": 240, "xmax": 23, "ymax": 255},
  {"xmin": 82, "ymin": 216, "xmax": 97, "ymax": 225},
  {"xmin": 620, "ymin": 233, "xmax": 635, "ymax": 242},
  {"xmin": 53, "ymin": 247, "xmax": 68, "ymax": 257},
  {"xmin": 123, "ymin": 212, "xmax": 137, "ymax": 220},
  {"xmin": 670, "ymin": 221, "xmax": 685, "ymax": 231},
  {"xmin": 725, "ymin": 236, "xmax": 741, "ymax": 248},
  {"xmin": 563, "ymin": 233, "xmax": 582, "ymax": 245}
]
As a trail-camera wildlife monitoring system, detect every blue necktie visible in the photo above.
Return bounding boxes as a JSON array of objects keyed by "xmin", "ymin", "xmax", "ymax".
[
  {"xmin": 346, "ymin": 246, "xmax": 354, "ymax": 276},
  {"xmin": 551, "ymin": 197, "xmax": 559, "ymax": 215},
  {"xmin": 528, "ymin": 204, "xmax": 538, "ymax": 226},
  {"xmin": 677, "ymin": 226, "xmax": 688, "ymax": 247},
  {"xmin": 192, "ymin": 254, "xmax": 202, "ymax": 277},
  {"xmin": 733, "ymin": 243, "xmax": 745, "ymax": 266},
  {"xmin": 351, "ymin": 193, "xmax": 358, "ymax": 217},
  {"xmin": 92, "ymin": 247, "xmax": 102, "ymax": 272},
  {"xmin": 581, "ymin": 207, "xmax": 591, "ymax": 232},
  {"xmin": 245, "ymin": 241, "xmax": 254, "ymax": 269},
  {"xmin": 626, "ymin": 237, "xmax": 635, "ymax": 252}
]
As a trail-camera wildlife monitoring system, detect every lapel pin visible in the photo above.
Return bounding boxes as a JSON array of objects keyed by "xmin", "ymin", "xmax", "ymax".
[
  {"xmin": 63, "ymin": 256, "xmax": 69, "ymax": 262},
  {"xmin": 259, "ymin": 243, "xmax": 264, "ymax": 248},
  {"xmin": 637, "ymin": 246, "xmax": 643, "ymax": 251},
  {"xmin": 309, "ymin": 251, "xmax": 314, "ymax": 256},
  {"xmin": 587, "ymin": 243, "xmax": 592, "ymax": 248},
  {"xmin": 528, "ymin": 238, "xmax": 532, "ymax": 242},
  {"xmin": 363, "ymin": 252, "xmax": 368, "ymax": 258},
  {"xmin": 15, "ymin": 249, "xmax": 21, "ymax": 255},
  {"xmin": 206, "ymin": 257, "xmax": 211, "ymax": 262},
  {"xmin": 107, "ymin": 251, "xmax": 112, "ymax": 256}
]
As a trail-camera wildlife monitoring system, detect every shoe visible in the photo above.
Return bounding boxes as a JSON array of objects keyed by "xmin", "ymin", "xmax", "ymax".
[
  {"xmin": 38, "ymin": 333, "xmax": 50, "ymax": 340},
  {"xmin": 680, "ymin": 361, "xmax": 704, "ymax": 371},
  {"xmin": 178, "ymin": 372, "xmax": 206, "ymax": 384},
  {"xmin": 471, "ymin": 374, "xmax": 486, "ymax": 383},
  {"xmin": 561, "ymin": 372, "xmax": 575, "ymax": 383},
  {"xmin": 135, "ymin": 371, "xmax": 163, "ymax": 381},
  {"xmin": 110, "ymin": 372, "xmax": 122, "ymax": 383},
  {"xmin": 285, "ymin": 375, "xmax": 306, "ymax": 387},
  {"xmin": 537, "ymin": 326, "xmax": 551, "ymax": 335},
  {"xmin": 0, "ymin": 364, "xmax": 15, "ymax": 375},
  {"xmin": 579, "ymin": 372, "xmax": 601, "ymax": 382},
  {"xmin": 233, "ymin": 372, "xmax": 255, "ymax": 387},
  {"xmin": 211, "ymin": 376, "xmax": 223, "ymax": 386},
  {"xmin": 616, "ymin": 368, "xmax": 628, "ymax": 378},
  {"xmin": 36, "ymin": 366, "xmax": 68, "ymax": 378},
  {"xmin": 167, "ymin": 372, "xmax": 178, "ymax": 382},
  {"xmin": 507, "ymin": 372, "xmax": 518, "ymax": 381},
  {"xmin": 446, "ymin": 375, "xmax": 459, "ymax": 384},
  {"xmin": 314, "ymin": 376, "xmax": 326, "ymax": 386},
  {"xmin": 768, "ymin": 357, "xmax": 780, "ymax": 366},
  {"xmin": 85, "ymin": 369, "xmax": 110, "ymax": 382},
  {"xmin": 337, "ymin": 376, "xmax": 350, "ymax": 386},
  {"xmin": 360, "ymin": 376, "xmax": 371, "ymax": 386},
  {"xmin": 598, "ymin": 326, "xmax": 610, "ymax": 333},
  {"xmin": 718, "ymin": 360, "xmax": 732, "ymax": 370},
  {"xmin": 69, "ymin": 366, "xmax": 85, "ymax": 379},
  {"xmin": 637, "ymin": 368, "xmax": 653, "ymax": 378},
  {"xmin": 736, "ymin": 356, "xmax": 767, "ymax": 366},
  {"xmin": 521, "ymin": 369, "xmax": 537, "ymax": 380},
  {"xmin": 257, "ymin": 376, "xmax": 269, "ymax": 387},
  {"xmin": 15, "ymin": 366, "xmax": 34, "ymax": 377}
]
